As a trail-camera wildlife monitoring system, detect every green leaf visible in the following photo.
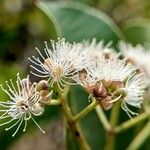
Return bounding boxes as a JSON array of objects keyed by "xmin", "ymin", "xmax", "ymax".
[
  {"xmin": 123, "ymin": 19, "xmax": 150, "ymax": 45},
  {"xmin": 29, "ymin": 2, "xmax": 61, "ymax": 40},
  {"xmin": 68, "ymin": 86, "xmax": 105, "ymax": 150},
  {"xmin": 39, "ymin": 1, "xmax": 124, "ymax": 45}
]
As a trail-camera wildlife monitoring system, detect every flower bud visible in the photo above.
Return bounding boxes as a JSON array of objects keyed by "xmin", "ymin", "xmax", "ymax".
[
  {"xmin": 39, "ymin": 90, "xmax": 53, "ymax": 105},
  {"xmin": 93, "ymin": 82, "xmax": 107, "ymax": 99},
  {"xmin": 37, "ymin": 80, "xmax": 49, "ymax": 91},
  {"xmin": 100, "ymin": 96, "xmax": 113, "ymax": 110},
  {"xmin": 109, "ymin": 81, "xmax": 124, "ymax": 93},
  {"xmin": 101, "ymin": 79, "xmax": 112, "ymax": 88},
  {"xmin": 32, "ymin": 103, "xmax": 44, "ymax": 116}
]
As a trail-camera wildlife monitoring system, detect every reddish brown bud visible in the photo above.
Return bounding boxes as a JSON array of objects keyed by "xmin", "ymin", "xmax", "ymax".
[
  {"xmin": 37, "ymin": 80, "xmax": 49, "ymax": 91},
  {"xmin": 111, "ymin": 81, "xmax": 124, "ymax": 91},
  {"xmin": 39, "ymin": 90, "xmax": 52, "ymax": 105},
  {"xmin": 100, "ymin": 96, "xmax": 113, "ymax": 110},
  {"xmin": 93, "ymin": 82, "xmax": 107, "ymax": 99},
  {"xmin": 101, "ymin": 79, "xmax": 112, "ymax": 88}
]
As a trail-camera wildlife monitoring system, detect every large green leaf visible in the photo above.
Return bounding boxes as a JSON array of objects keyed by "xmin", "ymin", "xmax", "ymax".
[
  {"xmin": 39, "ymin": 1, "xmax": 124, "ymax": 45},
  {"xmin": 30, "ymin": 2, "xmax": 61, "ymax": 40},
  {"xmin": 123, "ymin": 19, "xmax": 150, "ymax": 45},
  {"xmin": 68, "ymin": 86, "xmax": 105, "ymax": 150}
]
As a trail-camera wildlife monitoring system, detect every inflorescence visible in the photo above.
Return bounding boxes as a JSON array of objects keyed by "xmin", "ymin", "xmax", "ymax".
[{"xmin": 0, "ymin": 38, "xmax": 146, "ymax": 136}]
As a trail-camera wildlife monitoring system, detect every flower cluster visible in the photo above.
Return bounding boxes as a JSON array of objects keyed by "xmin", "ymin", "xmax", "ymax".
[
  {"xmin": 0, "ymin": 74, "xmax": 52, "ymax": 136},
  {"xmin": 0, "ymin": 38, "xmax": 145, "ymax": 136},
  {"xmin": 74, "ymin": 46, "xmax": 144, "ymax": 117},
  {"xmin": 29, "ymin": 39, "xmax": 86, "ymax": 90}
]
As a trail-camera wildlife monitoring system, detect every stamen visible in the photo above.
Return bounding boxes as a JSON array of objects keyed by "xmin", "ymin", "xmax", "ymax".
[
  {"xmin": 30, "ymin": 65, "xmax": 49, "ymax": 75},
  {"xmin": 44, "ymin": 41, "xmax": 49, "ymax": 51},
  {"xmin": 5, "ymin": 117, "xmax": 22, "ymax": 131},
  {"xmin": 16, "ymin": 80, "xmax": 21, "ymax": 95},
  {"xmin": 121, "ymin": 102, "xmax": 138, "ymax": 118},
  {"xmin": 0, "ymin": 103, "xmax": 13, "ymax": 108},
  {"xmin": 0, "ymin": 115, "xmax": 11, "ymax": 119},
  {"xmin": 10, "ymin": 79, "xmax": 18, "ymax": 96},
  {"xmin": 0, "ymin": 118, "xmax": 15, "ymax": 127},
  {"xmin": 108, "ymin": 94, "xmax": 122, "ymax": 103},
  {"xmin": 28, "ymin": 57, "xmax": 41, "ymax": 66},
  {"xmin": 23, "ymin": 119, "xmax": 27, "ymax": 132},
  {"xmin": 44, "ymin": 48, "xmax": 51, "ymax": 58},
  {"xmin": 31, "ymin": 116, "xmax": 45, "ymax": 134},
  {"xmin": 12, "ymin": 117, "xmax": 23, "ymax": 137},
  {"xmin": 30, "ymin": 71, "xmax": 50, "ymax": 78},
  {"xmin": 0, "ymin": 85, "xmax": 14, "ymax": 100},
  {"xmin": 36, "ymin": 47, "xmax": 46, "ymax": 61},
  {"xmin": 57, "ymin": 82, "xmax": 63, "ymax": 91}
]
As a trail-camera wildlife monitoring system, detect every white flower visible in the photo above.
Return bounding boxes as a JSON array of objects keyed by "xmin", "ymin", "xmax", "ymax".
[
  {"xmin": 121, "ymin": 73, "xmax": 144, "ymax": 117},
  {"xmin": 87, "ymin": 51, "xmax": 136, "ymax": 82},
  {"xmin": 119, "ymin": 41, "xmax": 150, "ymax": 85},
  {"xmin": 73, "ymin": 71, "xmax": 96, "ymax": 89},
  {"xmin": 82, "ymin": 39, "xmax": 114, "ymax": 63},
  {"xmin": 29, "ymin": 38, "xmax": 86, "ymax": 90},
  {"xmin": 74, "ymin": 46, "xmax": 144, "ymax": 116},
  {"xmin": 0, "ymin": 74, "xmax": 45, "ymax": 137}
]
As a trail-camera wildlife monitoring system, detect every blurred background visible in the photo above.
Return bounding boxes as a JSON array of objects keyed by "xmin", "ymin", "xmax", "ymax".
[{"xmin": 0, "ymin": 0, "xmax": 150, "ymax": 150}]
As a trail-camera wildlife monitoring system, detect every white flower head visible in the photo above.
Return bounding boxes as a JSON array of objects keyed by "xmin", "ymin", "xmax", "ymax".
[
  {"xmin": 74, "ymin": 45, "xmax": 144, "ymax": 116},
  {"xmin": 82, "ymin": 39, "xmax": 115, "ymax": 63},
  {"xmin": 88, "ymin": 50, "xmax": 136, "ymax": 82},
  {"xmin": 29, "ymin": 38, "xmax": 86, "ymax": 90},
  {"xmin": 119, "ymin": 41, "xmax": 150, "ymax": 85},
  {"xmin": 73, "ymin": 70, "xmax": 97, "ymax": 90},
  {"xmin": 121, "ymin": 73, "xmax": 145, "ymax": 118},
  {"xmin": 0, "ymin": 74, "xmax": 45, "ymax": 137},
  {"xmin": 74, "ymin": 41, "xmax": 124, "ymax": 88}
]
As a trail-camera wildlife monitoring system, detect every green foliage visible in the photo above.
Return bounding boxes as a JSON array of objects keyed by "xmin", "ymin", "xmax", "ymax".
[
  {"xmin": 34, "ymin": 2, "xmax": 60, "ymax": 39},
  {"xmin": 68, "ymin": 86, "xmax": 105, "ymax": 149},
  {"xmin": 41, "ymin": 1, "xmax": 124, "ymax": 45},
  {"xmin": 123, "ymin": 19, "xmax": 150, "ymax": 45}
]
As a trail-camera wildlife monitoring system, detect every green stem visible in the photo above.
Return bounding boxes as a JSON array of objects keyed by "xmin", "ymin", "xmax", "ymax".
[
  {"xmin": 127, "ymin": 121, "xmax": 150, "ymax": 150},
  {"xmin": 73, "ymin": 101, "xmax": 99, "ymax": 122},
  {"xmin": 105, "ymin": 102, "xmax": 121, "ymax": 150},
  {"xmin": 114, "ymin": 112, "xmax": 150, "ymax": 133},
  {"xmin": 95, "ymin": 105, "xmax": 112, "ymax": 131},
  {"xmin": 110, "ymin": 101, "xmax": 121, "ymax": 126},
  {"xmin": 47, "ymin": 99, "xmax": 61, "ymax": 105},
  {"xmin": 57, "ymin": 86, "xmax": 90, "ymax": 150},
  {"xmin": 57, "ymin": 89, "xmax": 73, "ymax": 120}
]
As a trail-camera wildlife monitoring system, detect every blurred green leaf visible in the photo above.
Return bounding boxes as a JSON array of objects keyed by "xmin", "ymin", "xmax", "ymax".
[
  {"xmin": 39, "ymin": 1, "xmax": 124, "ymax": 45},
  {"xmin": 32, "ymin": 2, "xmax": 61, "ymax": 40},
  {"xmin": 66, "ymin": 127, "xmax": 80, "ymax": 150},
  {"xmin": 123, "ymin": 19, "xmax": 150, "ymax": 45},
  {"xmin": 68, "ymin": 86, "xmax": 105, "ymax": 150}
]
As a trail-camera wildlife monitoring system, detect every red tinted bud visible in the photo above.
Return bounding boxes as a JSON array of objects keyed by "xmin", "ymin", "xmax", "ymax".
[{"xmin": 37, "ymin": 80, "xmax": 49, "ymax": 91}]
